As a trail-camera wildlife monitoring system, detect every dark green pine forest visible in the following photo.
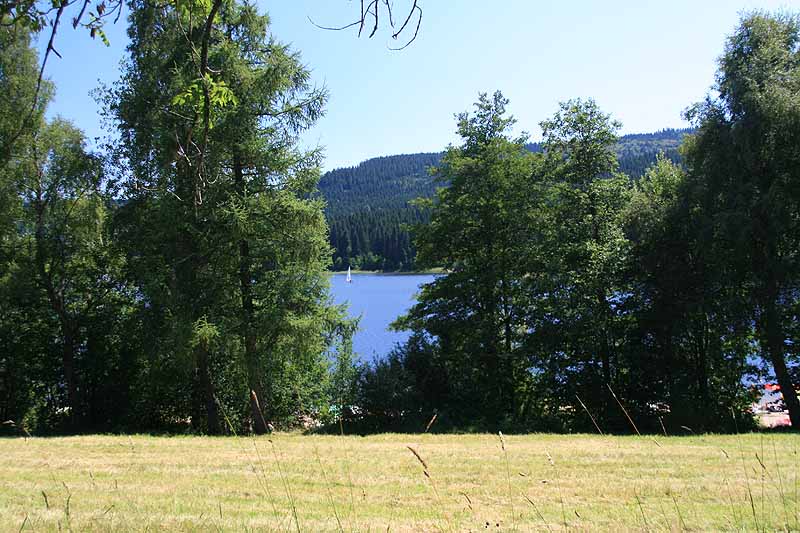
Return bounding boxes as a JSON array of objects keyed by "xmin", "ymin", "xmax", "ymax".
[{"xmin": 320, "ymin": 131, "xmax": 687, "ymax": 271}]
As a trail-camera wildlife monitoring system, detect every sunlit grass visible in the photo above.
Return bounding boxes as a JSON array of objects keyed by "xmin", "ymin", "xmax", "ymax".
[{"xmin": 1, "ymin": 432, "xmax": 798, "ymax": 531}]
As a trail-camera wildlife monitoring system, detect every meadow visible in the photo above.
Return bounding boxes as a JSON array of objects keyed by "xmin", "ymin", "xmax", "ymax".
[{"xmin": 1, "ymin": 432, "xmax": 798, "ymax": 531}]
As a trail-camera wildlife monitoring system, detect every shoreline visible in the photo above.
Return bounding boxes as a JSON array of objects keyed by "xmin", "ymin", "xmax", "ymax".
[{"xmin": 328, "ymin": 268, "xmax": 443, "ymax": 276}]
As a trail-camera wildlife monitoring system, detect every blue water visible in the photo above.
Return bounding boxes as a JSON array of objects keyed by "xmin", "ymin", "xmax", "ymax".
[{"xmin": 330, "ymin": 273, "xmax": 435, "ymax": 361}]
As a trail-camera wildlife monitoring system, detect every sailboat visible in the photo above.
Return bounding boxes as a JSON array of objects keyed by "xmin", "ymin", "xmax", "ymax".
[{"xmin": 346, "ymin": 266, "xmax": 352, "ymax": 283}]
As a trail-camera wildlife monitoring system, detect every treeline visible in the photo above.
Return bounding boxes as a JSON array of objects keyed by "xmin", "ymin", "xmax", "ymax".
[
  {"xmin": 0, "ymin": 2, "xmax": 356, "ymax": 434},
  {"xmin": 354, "ymin": 13, "xmax": 800, "ymax": 433},
  {"xmin": 319, "ymin": 153, "xmax": 440, "ymax": 271},
  {"xmin": 2, "ymin": 5, "xmax": 798, "ymax": 437},
  {"xmin": 320, "ymin": 131, "xmax": 686, "ymax": 271}
]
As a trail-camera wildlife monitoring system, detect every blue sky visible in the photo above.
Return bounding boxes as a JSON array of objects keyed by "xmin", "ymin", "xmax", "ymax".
[{"xmin": 39, "ymin": 0, "xmax": 792, "ymax": 170}]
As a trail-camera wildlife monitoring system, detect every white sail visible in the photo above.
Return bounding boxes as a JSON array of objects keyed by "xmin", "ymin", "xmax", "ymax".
[{"xmin": 346, "ymin": 266, "xmax": 352, "ymax": 283}]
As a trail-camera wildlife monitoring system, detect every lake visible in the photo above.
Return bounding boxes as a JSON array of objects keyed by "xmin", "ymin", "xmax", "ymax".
[{"xmin": 329, "ymin": 273, "xmax": 435, "ymax": 361}]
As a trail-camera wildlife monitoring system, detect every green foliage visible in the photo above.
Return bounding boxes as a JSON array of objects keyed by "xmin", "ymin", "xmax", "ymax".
[
  {"xmin": 0, "ymin": 112, "xmax": 136, "ymax": 432},
  {"xmin": 1, "ymin": 0, "xmax": 119, "ymax": 62},
  {"xmin": 623, "ymin": 155, "xmax": 756, "ymax": 431},
  {"xmin": 394, "ymin": 91, "xmax": 543, "ymax": 428},
  {"xmin": 366, "ymin": 91, "xmax": 761, "ymax": 433},
  {"xmin": 319, "ymin": 130, "xmax": 688, "ymax": 272},
  {"xmin": 171, "ymin": 74, "xmax": 238, "ymax": 126},
  {"xmin": 2, "ymin": 6, "xmax": 796, "ymax": 437},
  {"xmin": 355, "ymin": 333, "xmax": 447, "ymax": 431},
  {"xmin": 681, "ymin": 11, "xmax": 800, "ymax": 426},
  {"xmin": 101, "ymin": 0, "xmax": 347, "ymax": 433},
  {"xmin": 0, "ymin": 0, "xmax": 357, "ymax": 435},
  {"xmin": 0, "ymin": 26, "xmax": 50, "ymax": 167},
  {"xmin": 190, "ymin": 316, "xmax": 220, "ymax": 349}
]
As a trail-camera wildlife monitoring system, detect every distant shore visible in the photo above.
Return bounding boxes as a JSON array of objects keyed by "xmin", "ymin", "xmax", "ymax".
[{"xmin": 329, "ymin": 268, "xmax": 443, "ymax": 276}]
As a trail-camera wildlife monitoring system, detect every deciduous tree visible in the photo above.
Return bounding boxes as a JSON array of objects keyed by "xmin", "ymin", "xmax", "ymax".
[{"xmin": 684, "ymin": 11, "xmax": 800, "ymax": 427}]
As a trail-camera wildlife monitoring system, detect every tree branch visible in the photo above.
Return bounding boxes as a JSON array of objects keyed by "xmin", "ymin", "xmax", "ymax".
[{"xmin": 309, "ymin": 0, "xmax": 422, "ymax": 49}]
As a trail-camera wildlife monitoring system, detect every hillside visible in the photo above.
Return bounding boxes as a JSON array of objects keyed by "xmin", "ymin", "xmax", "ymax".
[{"xmin": 320, "ymin": 129, "xmax": 690, "ymax": 271}]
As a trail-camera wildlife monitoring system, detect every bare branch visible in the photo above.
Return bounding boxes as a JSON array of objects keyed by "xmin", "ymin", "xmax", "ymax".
[
  {"xmin": 368, "ymin": 0, "xmax": 378, "ymax": 38},
  {"xmin": 4, "ymin": 0, "xmax": 68, "ymax": 154},
  {"xmin": 392, "ymin": 0, "xmax": 417, "ymax": 39},
  {"xmin": 72, "ymin": 0, "xmax": 90, "ymax": 28},
  {"xmin": 1, "ymin": 0, "xmax": 124, "ymax": 162},
  {"xmin": 193, "ymin": 0, "xmax": 223, "ymax": 206},
  {"xmin": 309, "ymin": 0, "xmax": 422, "ymax": 49},
  {"xmin": 306, "ymin": 16, "xmax": 361, "ymax": 32},
  {"xmin": 358, "ymin": 0, "xmax": 364, "ymax": 37},
  {"xmin": 389, "ymin": 3, "xmax": 421, "ymax": 50},
  {"xmin": 384, "ymin": 0, "xmax": 394, "ymax": 27}
]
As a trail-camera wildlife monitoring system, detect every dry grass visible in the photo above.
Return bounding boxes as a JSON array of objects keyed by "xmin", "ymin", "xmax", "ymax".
[{"xmin": 0, "ymin": 432, "xmax": 798, "ymax": 531}]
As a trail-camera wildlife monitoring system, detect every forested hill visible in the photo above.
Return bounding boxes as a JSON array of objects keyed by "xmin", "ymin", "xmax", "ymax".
[{"xmin": 320, "ymin": 128, "xmax": 690, "ymax": 271}]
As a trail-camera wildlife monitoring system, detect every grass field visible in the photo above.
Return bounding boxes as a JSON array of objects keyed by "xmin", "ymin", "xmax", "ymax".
[{"xmin": 1, "ymin": 432, "xmax": 798, "ymax": 531}]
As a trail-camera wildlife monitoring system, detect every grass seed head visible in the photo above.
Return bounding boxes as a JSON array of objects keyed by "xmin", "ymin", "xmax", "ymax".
[
  {"xmin": 424, "ymin": 413, "xmax": 438, "ymax": 433},
  {"xmin": 407, "ymin": 445, "xmax": 429, "ymax": 472}
]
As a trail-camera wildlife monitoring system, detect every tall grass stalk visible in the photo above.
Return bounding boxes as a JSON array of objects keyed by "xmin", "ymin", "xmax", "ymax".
[
  {"xmin": 546, "ymin": 452, "xmax": 567, "ymax": 531},
  {"xmin": 338, "ymin": 417, "xmax": 359, "ymax": 532},
  {"xmin": 770, "ymin": 438, "xmax": 791, "ymax": 530},
  {"xmin": 606, "ymin": 384, "xmax": 640, "ymax": 436},
  {"xmin": 406, "ymin": 445, "xmax": 450, "ymax": 532},
  {"xmin": 755, "ymin": 451, "xmax": 775, "ymax": 529},
  {"xmin": 61, "ymin": 482, "xmax": 71, "ymax": 521},
  {"xmin": 760, "ymin": 436, "xmax": 767, "ymax": 529},
  {"xmin": 720, "ymin": 448, "xmax": 743, "ymax": 531},
  {"xmin": 424, "ymin": 413, "xmax": 438, "ymax": 433},
  {"xmin": 669, "ymin": 490, "xmax": 687, "ymax": 531},
  {"xmin": 733, "ymin": 413, "xmax": 760, "ymax": 532},
  {"xmin": 249, "ymin": 439, "xmax": 283, "ymax": 528},
  {"xmin": 498, "ymin": 432, "xmax": 516, "ymax": 530},
  {"xmin": 790, "ymin": 443, "xmax": 799, "ymax": 532},
  {"xmin": 655, "ymin": 497, "xmax": 672, "ymax": 532},
  {"xmin": 575, "ymin": 394, "xmax": 604, "ymax": 435},
  {"xmin": 634, "ymin": 488, "xmax": 649, "ymax": 532},
  {"xmin": 459, "ymin": 491, "xmax": 474, "ymax": 516},
  {"xmin": 268, "ymin": 439, "xmax": 301, "ymax": 533},
  {"xmin": 314, "ymin": 447, "xmax": 344, "ymax": 533},
  {"xmin": 523, "ymin": 494, "xmax": 552, "ymax": 532},
  {"xmin": 218, "ymin": 395, "xmax": 282, "ymax": 527}
]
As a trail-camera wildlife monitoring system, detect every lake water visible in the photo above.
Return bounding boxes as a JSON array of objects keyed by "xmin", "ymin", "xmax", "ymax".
[{"xmin": 329, "ymin": 273, "xmax": 435, "ymax": 361}]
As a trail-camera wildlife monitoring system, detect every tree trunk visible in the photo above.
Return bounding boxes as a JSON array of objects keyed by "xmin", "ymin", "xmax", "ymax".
[
  {"xmin": 695, "ymin": 318, "xmax": 709, "ymax": 404},
  {"xmin": 591, "ymin": 203, "xmax": 614, "ymax": 401},
  {"xmin": 233, "ymin": 151, "xmax": 268, "ymax": 434},
  {"xmin": 33, "ymin": 199, "xmax": 81, "ymax": 428},
  {"xmin": 762, "ymin": 296, "xmax": 800, "ymax": 428},
  {"xmin": 597, "ymin": 290, "xmax": 613, "ymax": 402},
  {"xmin": 663, "ymin": 325, "xmax": 674, "ymax": 404},
  {"xmin": 60, "ymin": 319, "xmax": 80, "ymax": 423},
  {"xmin": 196, "ymin": 342, "xmax": 220, "ymax": 434},
  {"xmin": 752, "ymin": 200, "xmax": 799, "ymax": 427},
  {"xmin": 174, "ymin": 174, "xmax": 220, "ymax": 434},
  {"xmin": 695, "ymin": 320, "xmax": 710, "ymax": 429}
]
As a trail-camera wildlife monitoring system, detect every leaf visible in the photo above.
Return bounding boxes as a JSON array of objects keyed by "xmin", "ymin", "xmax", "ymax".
[
  {"xmin": 96, "ymin": 27, "xmax": 110, "ymax": 47},
  {"xmin": 190, "ymin": 316, "xmax": 219, "ymax": 349}
]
